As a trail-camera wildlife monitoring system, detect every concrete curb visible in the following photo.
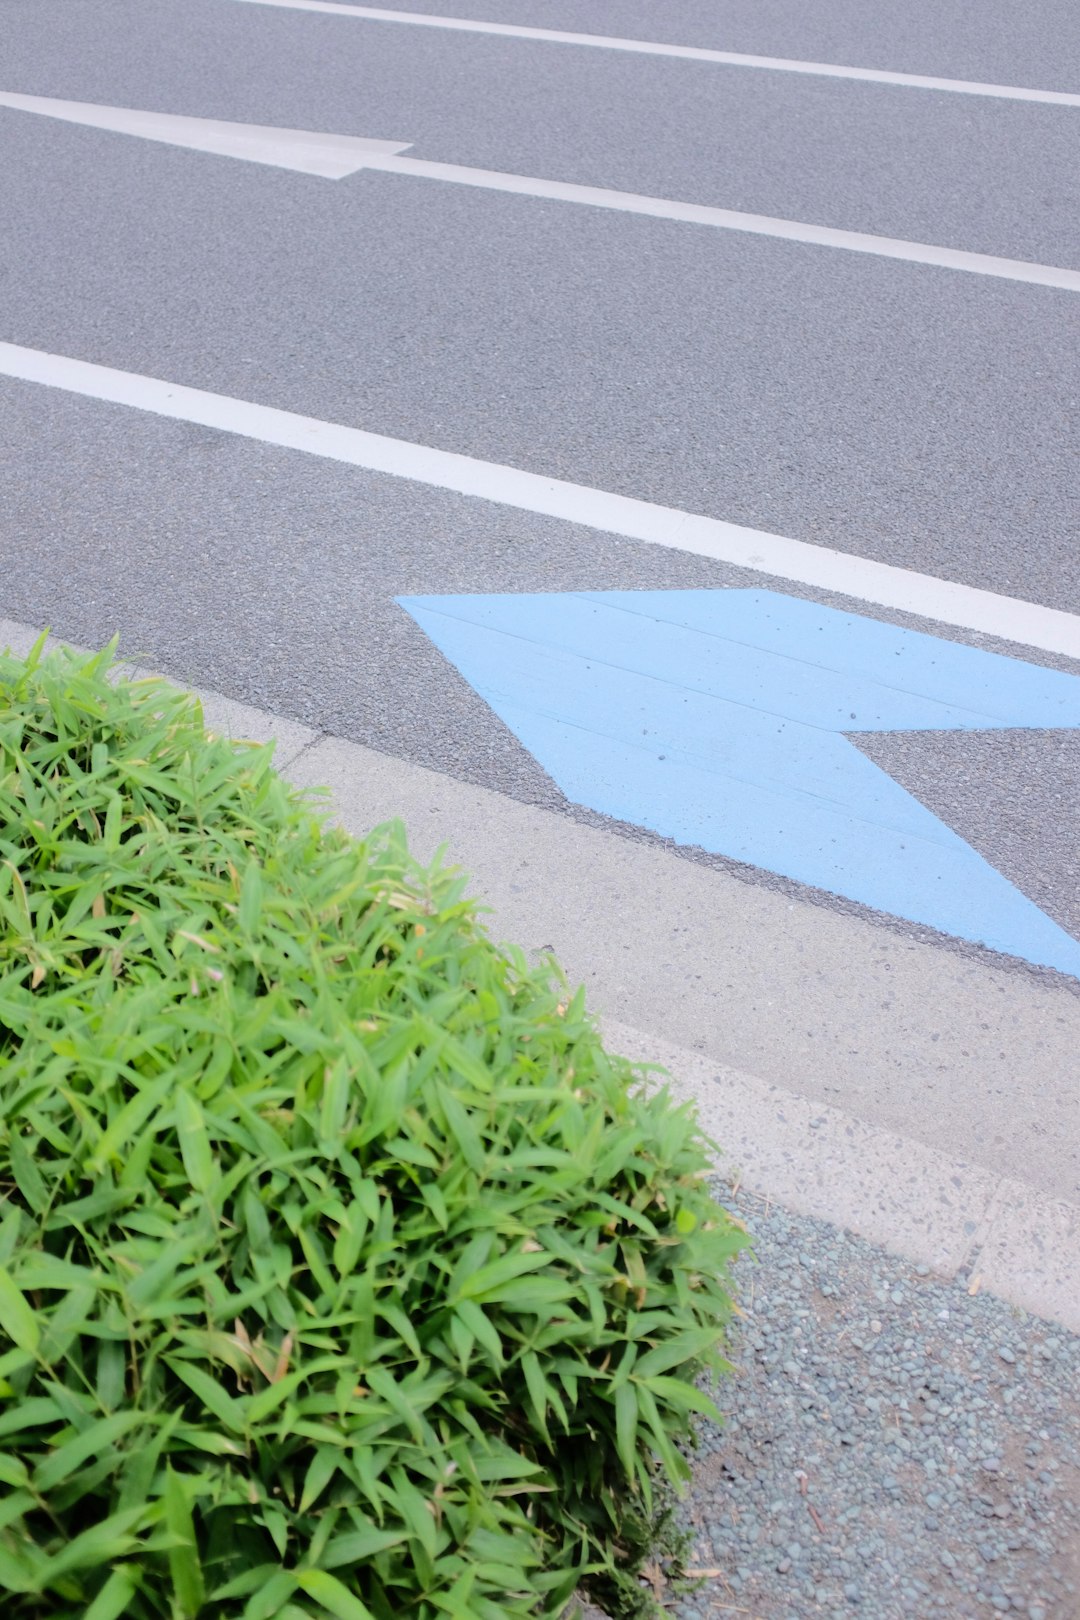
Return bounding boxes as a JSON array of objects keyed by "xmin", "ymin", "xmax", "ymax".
[
  {"xmin": 602, "ymin": 1019, "xmax": 1080, "ymax": 1332},
  {"xmin": 3, "ymin": 616, "xmax": 1078, "ymax": 1332}
]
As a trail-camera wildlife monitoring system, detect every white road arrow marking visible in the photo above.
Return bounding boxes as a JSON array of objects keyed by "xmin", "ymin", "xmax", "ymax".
[
  {"xmin": 3, "ymin": 91, "xmax": 1079, "ymax": 293},
  {"xmin": 0, "ymin": 92, "xmax": 410, "ymax": 177}
]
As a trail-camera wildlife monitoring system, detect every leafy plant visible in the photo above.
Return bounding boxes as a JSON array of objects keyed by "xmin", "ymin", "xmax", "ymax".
[{"xmin": 0, "ymin": 636, "xmax": 748, "ymax": 1618}]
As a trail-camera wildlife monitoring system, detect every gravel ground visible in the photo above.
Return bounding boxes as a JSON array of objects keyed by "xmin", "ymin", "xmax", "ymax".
[{"xmin": 579, "ymin": 1187, "xmax": 1080, "ymax": 1620}]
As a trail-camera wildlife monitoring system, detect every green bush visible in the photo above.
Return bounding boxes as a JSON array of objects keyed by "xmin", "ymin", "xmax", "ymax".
[{"xmin": 0, "ymin": 637, "xmax": 748, "ymax": 1620}]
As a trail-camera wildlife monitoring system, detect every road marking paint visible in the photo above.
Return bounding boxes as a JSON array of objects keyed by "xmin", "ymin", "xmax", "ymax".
[
  {"xmin": 0, "ymin": 91, "xmax": 410, "ymax": 177},
  {"xmin": 4, "ymin": 93, "xmax": 1079, "ymax": 294},
  {"xmin": 2, "ymin": 340, "xmax": 1079, "ymax": 661},
  {"xmin": 231, "ymin": 0, "xmax": 1080, "ymax": 111},
  {"xmin": 362, "ymin": 151, "xmax": 1080, "ymax": 293},
  {"xmin": 400, "ymin": 589, "xmax": 1080, "ymax": 977}
]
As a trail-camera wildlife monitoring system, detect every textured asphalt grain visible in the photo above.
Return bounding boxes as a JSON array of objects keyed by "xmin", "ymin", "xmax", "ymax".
[
  {"xmin": 11, "ymin": 0, "xmax": 1080, "ymax": 107},
  {"xmin": 297, "ymin": 0, "xmax": 1080, "ymax": 93},
  {"xmin": 577, "ymin": 1189, "xmax": 1080, "ymax": 1620},
  {"xmin": 3, "ymin": 0, "xmax": 1080, "ymax": 983},
  {"xmin": 3, "ymin": 3, "xmax": 1080, "ymax": 611},
  {"xmin": 6, "ymin": 0, "xmax": 1080, "ymax": 266},
  {"xmin": 4, "ymin": 376, "xmax": 1080, "ymax": 968},
  {"xmin": 682, "ymin": 1187, "xmax": 1080, "ymax": 1620}
]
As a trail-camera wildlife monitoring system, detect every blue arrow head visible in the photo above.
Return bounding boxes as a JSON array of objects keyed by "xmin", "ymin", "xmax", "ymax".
[{"xmin": 399, "ymin": 589, "xmax": 1080, "ymax": 979}]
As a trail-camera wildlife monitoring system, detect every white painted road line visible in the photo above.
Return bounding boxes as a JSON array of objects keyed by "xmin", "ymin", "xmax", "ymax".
[
  {"xmin": 363, "ymin": 151, "xmax": 1080, "ymax": 295},
  {"xmin": 0, "ymin": 92, "xmax": 410, "ymax": 177},
  {"xmin": 4, "ymin": 340, "xmax": 1079, "ymax": 661},
  {"xmin": 231, "ymin": 0, "xmax": 1080, "ymax": 111},
  {"xmin": 5, "ymin": 93, "xmax": 1080, "ymax": 296}
]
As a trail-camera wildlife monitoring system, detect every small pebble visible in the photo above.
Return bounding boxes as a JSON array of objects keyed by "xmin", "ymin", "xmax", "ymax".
[{"xmin": 658, "ymin": 1184, "xmax": 1080, "ymax": 1620}]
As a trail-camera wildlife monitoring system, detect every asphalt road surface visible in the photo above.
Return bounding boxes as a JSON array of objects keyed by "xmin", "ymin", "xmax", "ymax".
[{"xmin": 3, "ymin": 0, "xmax": 1080, "ymax": 1200}]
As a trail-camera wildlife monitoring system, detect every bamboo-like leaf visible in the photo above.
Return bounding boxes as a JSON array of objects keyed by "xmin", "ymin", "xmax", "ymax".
[
  {"xmin": 175, "ymin": 1088, "xmax": 215, "ymax": 1194},
  {"xmin": 294, "ymin": 1568, "xmax": 376, "ymax": 1620},
  {"xmin": 639, "ymin": 1374, "xmax": 721, "ymax": 1422},
  {"xmin": 0, "ymin": 1265, "xmax": 39, "ymax": 1353},
  {"xmin": 240, "ymin": 1568, "xmax": 298, "ymax": 1620},
  {"xmin": 243, "ymin": 1182, "xmax": 273, "ymax": 1256},
  {"xmin": 167, "ymin": 1360, "xmax": 248, "ymax": 1435},
  {"xmin": 390, "ymin": 1468, "xmax": 438, "ymax": 1558},
  {"xmin": 246, "ymin": 1355, "xmax": 338, "ymax": 1424},
  {"xmin": 0, "ymin": 638, "xmax": 748, "ymax": 1620},
  {"xmin": 434, "ymin": 1082, "xmax": 485, "ymax": 1174},
  {"xmin": 33, "ymin": 1411, "xmax": 144, "ymax": 1493},
  {"xmin": 0, "ymin": 1453, "xmax": 29, "ymax": 1488},
  {"xmin": 85, "ymin": 1072, "xmax": 175, "ymax": 1175},
  {"xmin": 165, "ymin": 1464, "xmax": 205, "ymax": 1617},
  {"xmin": 632, "ymin": 1327, "xmax": 722, "ymax": 1380},
  {"xmin": 319, "ymin": 1059, "xmax": 350, "ymax": 1143},
  {"xmin": 1, "ymin": 858, "xmax": 31, "ymax": 935},
  {"xmin": 318, "ymin": 1525, "xmax": 410, "ymax": 1569},
  {"xmin": 9, "ymin": 1129, "xmax": 48, "ymax": 1215},
  {"xmin": 239, "ymin": 861, "xmax": 264, "ymax": 933},
  {"xmin": 96, "ymin": 1338, "xmax": 127, "ymax": 1410},
  {"xmin": 0, "ymin": 1396, "xmax": 63, "ymax": 1440},
  {"xmin": 0, "ymin": 1536, "xmax": 40, "ymax": 1594},
  {"xmin": 103, "ymin": 793, "xmax": 123, "ymax": 852},
  {"xmin": 453, "ymin": 1301, "xmax": 503, "ymax": 1369},
  {"xmin": 298, "ymin": 1446, "xmax": 338, "ymax": 1515},
  {"xmin": 614, "ymin": 1382, "xmax": 638, "ymax": 1480},
  {"xmin": 520, "ymin": 1351, "xmax": 550, "ymax": 1442},
  {"xmin": 82, "ymin": 1567, "xmax": 137, "ymax": 1620},
  {"xmin": 454, "ymin": 1248, "xmax": 551, "ymax": 1304},
  {"xmin": 38, "ymin": 1504, "xmax": 144, "ymax": 1583}
]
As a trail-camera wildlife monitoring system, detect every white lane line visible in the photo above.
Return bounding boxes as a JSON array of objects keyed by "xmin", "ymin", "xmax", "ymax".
[
  {"xmin": 4, "ymin": 93, "xmax": 1079, "ymax": 294},
  {"xmin": 3, "ymin": 341, "xmax": 1078, "ymax": 661},
  {"xmin": 363, "ymin": 152, "xmax": 1080, "ymax": 294},
  {"xmin": 231, "ymin": 0, "xmax": 1080, "ymax": 111},
  {"xmin": 0, "ymin": 91, "xmax": 410, "ymax": 177}
]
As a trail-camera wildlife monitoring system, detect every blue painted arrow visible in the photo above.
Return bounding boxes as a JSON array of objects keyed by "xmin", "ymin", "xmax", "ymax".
[{"xmin": 398, "ymin": 589, "xmax": 1080, "ymax": 979}]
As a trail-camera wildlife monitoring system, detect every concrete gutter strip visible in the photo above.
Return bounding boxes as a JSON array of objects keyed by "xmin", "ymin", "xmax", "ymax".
[
  {"xmin": 602, "ymin": 1019, "xmax": 1080, "ymax": 1333},
  {"xmin": 2, "ymin": 617, "xmax": 1078, "ymax": 1332},
  {"xmin": 284, "ymin": 736, "xmax": 1080, "ymax": 1216}
]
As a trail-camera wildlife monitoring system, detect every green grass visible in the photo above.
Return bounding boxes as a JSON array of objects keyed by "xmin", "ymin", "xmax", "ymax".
[{"xmin": 0, "ymin": 635, "xmax": 749, "ymax": 1619}]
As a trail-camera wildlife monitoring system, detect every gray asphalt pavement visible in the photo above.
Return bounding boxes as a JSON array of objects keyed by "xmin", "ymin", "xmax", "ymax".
[
  {"xmin": 8, "ymin": 1, "xmax": 1080, "ymax": 265},
  {"xmin": 5, "ymin": 377, "xmax": 1080, "ymax": 959},
  {"xmin": 10, "ymin": 0, "xmax": 1080, "ymax": 101},
  {"xmin": 2, "ymin": 0, "xmax": 1079, "ymax": 991},
  {"xmin": 336, "ymin": 0, "xmax": 1080, "ymax": 89},
  {"xmin": 3, "ymin": 5, "xmax": 1080, "ymax": 609}
]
